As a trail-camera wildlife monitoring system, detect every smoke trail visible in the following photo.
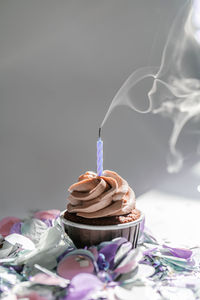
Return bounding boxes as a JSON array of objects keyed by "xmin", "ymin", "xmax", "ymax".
[{"xmin": 101, "ymin": 0, "xmax": 200, "ymax": 173}]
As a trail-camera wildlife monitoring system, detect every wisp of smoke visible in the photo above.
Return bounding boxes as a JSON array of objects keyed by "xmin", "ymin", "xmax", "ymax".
[{"xmin": 101, "ymin": 0, "xmax": 200, "ymax": 173}]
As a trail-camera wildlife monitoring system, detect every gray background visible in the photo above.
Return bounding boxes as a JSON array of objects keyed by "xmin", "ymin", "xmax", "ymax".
[{"xmin": 1, "ymin": 0, "xmax": 194, "ymax": 218}]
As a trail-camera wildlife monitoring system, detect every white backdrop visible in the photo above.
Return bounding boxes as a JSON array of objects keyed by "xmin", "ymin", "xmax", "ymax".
[{"xmin": 1, "ymin": 0, "xmax": 196, "ymax": 218}]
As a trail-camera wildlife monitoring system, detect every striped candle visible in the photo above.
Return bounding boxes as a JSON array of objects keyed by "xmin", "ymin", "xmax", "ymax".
[{"xmin": 97, "ymin": 137, "xmax": 103, "ymax": 176}]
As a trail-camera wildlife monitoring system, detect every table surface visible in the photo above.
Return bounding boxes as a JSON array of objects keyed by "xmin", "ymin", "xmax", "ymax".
[
  {"xmin": 1, "ymin": 162, "xmax": 200, "ymax": 299},
  {"xmin": 137, "ymin": 162, "xmax": 200, "ymax": 247}
]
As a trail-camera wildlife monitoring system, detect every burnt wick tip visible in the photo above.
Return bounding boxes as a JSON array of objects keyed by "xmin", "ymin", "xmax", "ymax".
[{"xmin": 98, "ymin": 127, "xmax": 101, "ymax": 139}]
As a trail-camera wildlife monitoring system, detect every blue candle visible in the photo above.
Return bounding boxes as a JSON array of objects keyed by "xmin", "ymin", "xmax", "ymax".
[{"xmin": 97, "ymin": 130, "xmax": 103, "ymax": 176}]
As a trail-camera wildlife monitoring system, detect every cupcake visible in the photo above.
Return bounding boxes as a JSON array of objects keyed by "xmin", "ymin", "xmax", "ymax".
[{"xmin": 61, "ymin": 170, "xmax": 143, "ymax": 248}]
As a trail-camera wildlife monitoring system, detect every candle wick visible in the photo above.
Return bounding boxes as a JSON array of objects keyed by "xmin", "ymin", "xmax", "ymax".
[{"xmin": 98, "ymin": 127, "xmax": 101, "ymax": 139}]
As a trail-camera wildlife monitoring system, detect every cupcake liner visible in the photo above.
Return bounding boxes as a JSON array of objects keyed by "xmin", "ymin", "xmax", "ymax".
[{"xmin": 60, "ymin": 211, "xmax": 144, "ymax": 248}]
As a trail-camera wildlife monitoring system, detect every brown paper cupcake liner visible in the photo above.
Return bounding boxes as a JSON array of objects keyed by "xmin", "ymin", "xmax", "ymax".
[{"xmin": 60, "ymin": 210, "xmax": 144, "ymax": 248}]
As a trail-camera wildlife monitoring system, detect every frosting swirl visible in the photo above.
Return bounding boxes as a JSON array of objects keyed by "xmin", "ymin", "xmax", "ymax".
[{"xmin": 67, "ymin": 170, "xmax": 136, "ymax": 219}]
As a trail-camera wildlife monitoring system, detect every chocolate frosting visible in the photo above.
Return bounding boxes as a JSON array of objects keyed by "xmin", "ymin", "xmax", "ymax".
[{"xmin": 67, "ymin": 170, "xmax": 136, "ymax": 219}]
